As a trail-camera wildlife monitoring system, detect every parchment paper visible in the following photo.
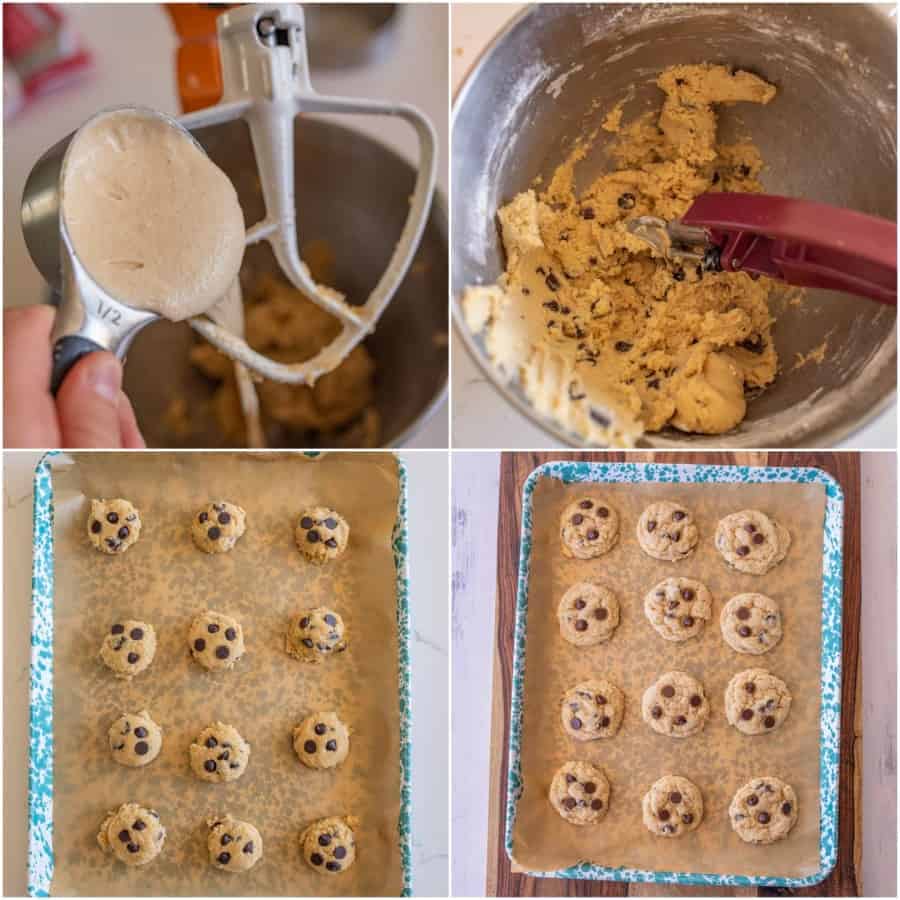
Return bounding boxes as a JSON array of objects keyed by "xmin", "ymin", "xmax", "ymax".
[
  {"xmin": 48, "ymin": 452, "xmax": 403, "ymax": 896},
  {"xmin": 511, "ymin": 477, "xmax": 828, "ymax": 879}
]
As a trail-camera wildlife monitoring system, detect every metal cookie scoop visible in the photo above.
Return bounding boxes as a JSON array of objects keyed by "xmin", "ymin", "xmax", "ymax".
[
  {"xmin": 21, "ymin": 3, "xmax": 438, "ymax": 394},
  {"xmin": 627, "ymin": 192, "xmax": 897, "ymax": 305}
]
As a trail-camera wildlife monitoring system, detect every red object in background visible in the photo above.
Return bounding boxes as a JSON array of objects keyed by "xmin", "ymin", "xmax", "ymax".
[{"xmin": 3, "ymin": 4, "xmax": 92, "ymax": 109}]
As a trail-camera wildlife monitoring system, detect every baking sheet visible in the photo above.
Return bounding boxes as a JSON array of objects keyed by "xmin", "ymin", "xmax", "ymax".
[
  {"xmin": 45, "ymin": 451, "xmax": 404, "ymax": 896},
  {"xmin": 509, "ymin": 475, "xmax": 827, "ymax": 880}
]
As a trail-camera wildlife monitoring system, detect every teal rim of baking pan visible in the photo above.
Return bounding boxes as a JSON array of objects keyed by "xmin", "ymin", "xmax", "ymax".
[
  {"xmin": 504, "ymin": 461, "xmax": 843, "ymax": 887},
  {"xmin": 27, "ymin": 451, "xmax": 413, "ymax": 897}
]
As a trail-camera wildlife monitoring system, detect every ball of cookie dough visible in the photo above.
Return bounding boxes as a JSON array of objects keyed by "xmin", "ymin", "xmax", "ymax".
[
  {"xmin": 108, "ymin": 710, "xmax": 162, "ymax": 767},
  {"xmin": 642, "ymin": 671, "xmax": 709, "ymax": 738},
  {"xmin": 189, "ymin": 610, "xmax": 245, "ymax": 671},
  {"xmin": 207, "ymin": 816, "xmax": 263, "ymax": 872},
  {"xmin": 300, "ymin": 816, "xmax": 357, "ymax": 874},
  {"xmin": 97, "ymin": 802, "xmax": 165, "ymax": 866},
  {"xmin": 636, "ymin": 501, "xmax": 698, "ymax": 561},
  {"xmin": 87, "ymin": 499, "xmax": 141, "ymax": 555},
  {"xmin": 720, "ymin": 592, "xmax": 783, "ymax": 654},
  {"xmin": 729, "ymin": 776, "xmax": 798, "ymax": 844},
  {"xmin": 561, "ymin": 678, "xmax": 624, "ymax": 741},
  {"xmin": 549, "ymin": 760, "xmax": 610, "ymax": 825},
  {"xmin": 286, "ymin": 608, "xmax": 347, "ymax": 663},
  {"xmin": 293, "ymin": 712, "xmax": 350, "ymax": 769},
  {"xmin": 644, "ymin": 577, "xmax": 712, "ymax": 642},
  {"xmin": 725, "ymin": 669, "xmax": 792, "ymax": 735},
  {"xmin": 557, "ymin": 582, "xmax": 620, "ymax": 646},
  {"xmin": 715, "ymin": 509, "xmax": 791, "ymax": 574},
  {"xmin": 99, "ymin": 620, "xmax": 157, "ymax": 679},
  {"xmin": 190, "ymin": 722, "xmax": 251, "ymax": 783},
  {"xmin": 192, "ymin": 501, "xmax": 246, "ymax": 553},
  {"xmin": 559, "ymin": 497, "xmax": 619, "ymax": 559},
  {"xmin": 642, "ymin": 775, "xmax": 703, "ymax": 837},
  {"xmin": 295, "ymin": 507, "xmax": 349, "ymax": 564}
]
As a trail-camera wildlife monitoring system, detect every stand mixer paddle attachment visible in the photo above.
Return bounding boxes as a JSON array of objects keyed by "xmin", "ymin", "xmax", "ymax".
[
  {"xmin": 21, "ymin": 3, "xmax": 438, "ymax": 396},
  {"xmin": 627, "ymin": 193, "xmax": 897, "ymax": 305}
]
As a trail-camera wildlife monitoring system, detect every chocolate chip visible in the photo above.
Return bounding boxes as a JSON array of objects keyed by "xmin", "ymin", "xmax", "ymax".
[
  {"xmin": 673, "ymin": 715, "xmax": 687, "ymax": 726},
  {"xmin": 647, "ymin": 520, "xmax": 657, "ymax": 532},
  {"xmin": 204, "ymin": 760, "xmax": 217, "ymax": 772},
  {"xmin": 672, "ymin": 511, "xmax": 686, "ymax": 521},
  {"xmin": 117, "ymin": 526, "xmax": 130, "ymax": 540},
  {"xmin": 199, "ymin": 512, "xmax": 208, "ymax": 523},
  {"xmin": 543, "ymin": 299, "xmax": 560, "ymax": 313},
  {"xmin": 597, "ymin": 507, "xmax": 609, "ymax": 518},
  {"xmin": 661, "ymin": 685, "xmax": 675, "ymax": 698},
  {"xmin": 574, "ymin": 619, "xmax": 588, "ymax": 632},
  {"xmin": 574, "ymin": 599, "xmax": 586, "ymax": 610},
  {"xmin": 682, "ymin": 616, "xmax": 694, "ymax": 627},
  {"xmin": 133, "ymin": 726, "xmax": 148, "ymax": 738},
  {"xmin": 562, "ymin": 797, "xmax": 577, "ymax": 810},
  {"xmin": 215, "ymin": 646, "xmax": 229, "ymax": 660},
  {"xmin": 652, "ymin": 706, "xmax": 662, "ymax": 719},
  {"xmin": 579, "ymin": 500, "xmax": 593, "ymax": 509},
  {"xmin": 745, "ymin": 681, "xmax": 756, "ymax": 693},
  {"xmin": 673, "ymin": 268, "xmax": 685, "ymax": 282},
  {"xmin": 658, "ymin": 809, "xmax": 670, "ymax": 821},
  {"xmin": 127, "ymin": 843, "xmax": 140, "ymax": 853},
  {"xmin": 595, "ymin": 608, "xmax": 608, "ymax": 621},
  {"xmin": 225, "ymin": 628, "xmax": 236, "ymax": 641},
  {"xmin": 669, "ymin": 792, "xmax": 682, "ymax": 803},
  {"xmin": 752, "ymin": 533, "xmax": 765, "ymax": 544},
  {"xmin": 207, "ymin": 526, "xmax": 221, "ymax": 540},
  {"xmin": 747, "ymin": 794, "xmax": 759, "ymax": 806},
  {"xmin": 571, "ymin": 513, "xmax": 584, "ymax": 525},
  {"xmin": 310, "ymin": 852, "xmax": 324, "ymax": 865},
  {"xmin": 118, "ymin": 829, "xmax": 130, "ymax": 842},
  {"xmin": 584, "ymin": 782, "xmax": 597, "ymax": 794},
  {"xmin": 205, "ymin": 736, "xmax": 218, "ymax": 748},
  {"xmin": 565, "ymin": 773, "xmax": 576, "ymax": 783},
  {"xmin": 738, "ymin": 625, "xmax": 752, "ymax": 637},
  {"xmin": 689, "ymin": 695, "xmax": 701, "ymax": 707},
  {"xmin": 301, "ymin": 516, "xmax": 314, "ymax": 529},
  {"xmin": 764, "ymin": 715, "xmax": 776, "ymax": 728},
  {"xmin": 581, "ymin": 207, "xmax": 596, "ymax": 220},
  {"xmin": 300, "ymin": 617, "xmax": 310, "ymax": 629},
  {"xmin": 318, "ymin": 833, "xmax": 332, "ymax": 846},
  {"xmin": 682, "ymin": 813, "xmax": 693, "ymax": 824},
  {"xmin": 570, "ymin": 717, "xmax": 582, "ymax": 730},
  {"xmin": 757, "ymin": 811, "xmax": 771, "ymax": 824},
  {"xmin": 127, "ymin": 652, "xmax": 139, "ymax": 664},
  {"xmin": 107, "ymin": 512, "xmax": 119, "ymax": 524},
  {"xmin": 591, "ymin": 799, "xmax": 603, "ymax": 810},
  {"xmin": 217, "ymin": 511, "xmax": 231, "ymax": 526},
  {"xmin": 304, "ymin": 740, "xmax": 316, "ymax": 753},
  {"xmin": 589, "ymin": 409, "xmax": 611, "ymax": 427},
  {"xmin": 325, "ymin": 538, "xmax": 338, "ymax": 548},
  {"xmin": 737, "ymin": 607, "xmax": 751, "ymax": 620},
  {"xmin": 307, "ymin": 530, "xmax": 320, "ymax": 543},
  {"xmin": 130, "ymin": 628, "xmax": 143, "ymax": 640},
  {"xmin": 586, "ymin": 529, "xmax": 599, "ymax": 540},
  {"xmin": 782, "ymin": 802, "xmax": 792, "ymax": 815},
  {"xmin": 135, "ymin": 741, "xmax": 149, "ymax": 755},
  {"xmin": 324, "ymin": 517, "xmax": 338, "ymax": 529},
  {"xmin": 661, "ymin": 823, "xmax": 675, "ymax": 834},
  {"xmin": 326, "ymin": 861, "xmax": 341, "ymax": 872},
  {"xmin": 671, "ymin": 532, "xmax": 681, "ymax": 542},
  {"xmin": 91, "ymin": 520, "xmax": 102, "ymax": 534},
  {"xmin": 194, "ymin": 638, "xmax": 206, "ymax": 652},
  {"xmin": 326, "ymin": 739, "xmax": 338, "ymax": 751},
  {"xmin": 111, "ymin": 624, "xmax": 124, "ymax": 635},
  {"xmin": 314, "ymin": 723, "xmax": 327, "ymax": 735},
  {"xmin": 302, "ymin": 638, "xmax": 314, "ymax": 648},
  {"xmin": 741, "ymin": 709, "xmax": 754, "ymax": 720},
  {"xmin": 324, "ymin": 614, "xmax": 337, "ymax": 626},
  {"xmin": 615, "ymin": 340, "xmax": 632, "ymax": 352},
  {"xmin": 599, "ymin": 716, "xmax": 611, "ymax": 727},
  {"xmin": 545, "ymin": 272, "xmax": 561, "ymax": 291},
  {"xmin": 736, "ymin": 545, "xmax": 750, "ymax": 556},
  {"xmin": 617, "ymin": 192, "xmax": 636, "ymax": 210},
  {"xmin": 681, "ymin": 588, "xmax": 694, "ymax": 601},
  {"xmin": 133, "ymin": 820, "xmax": 145, "ymax": 831}
]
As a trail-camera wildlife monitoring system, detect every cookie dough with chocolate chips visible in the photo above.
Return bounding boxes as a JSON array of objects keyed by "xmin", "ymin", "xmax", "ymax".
[
  {"xmin": 643, "ymin": 577, "xmax": 712, "ymax": 642},
  {"xmin": 729, "ymin": 776, "xmax": 798, "ymax": 843},
  {"xmin": 549, "ymin": 760, "xmax": 610, "ymax": 825},
  {"xmin": 99, "ymin": 620, "xmax": 157, "ymax": 679},
  {"xmin": 641, "ymin": 775, "xmax": 703, "ymax": 837},
  {"xmin": 87, "ymin": 499, "xmax": 141, "ymax": 554},
  {"xmin": 641, "ymin": 671, "xmax": 709, "ymax": 738},
  {"xmin": 192, "ymin": 501, "xmax": 246, "ymax": 553},
  {"xmin": 295, "ymin": 507, "xmax": 349, "ymax": 564},
  {"xmin": 286, "ymin": 607, "xmax": 347, "ymax": 662},
  {"xmin": 559, "ymin": 497, "xmax": 619, "ymax": 559},
  {"xmin": 97, "ymin": 802, "xmax": 166, "ymax": 866},
  {"xmin": 293, "ymin": 711, "xmax": 350, "ymax": 769},
  {"xmin": 557, "ymin": 581, "xmax": 620, "ymax": 646},
  {"xmin": 462, "ymin": 64, "xmax": 779, "ymax": 446},
  {"xmin": 190, "ymin": 722, "xmax": 251, "ymax": 783},
  {"xmin": 715, "ymin": 509, "xmax": 791, "ymax": 574},
  {"xmin": 300, "ymin": 816, "xmax": 358, "ymax": 874},
  {"xmin": 207, "ymin": 816, "xmax": 263, "ymax": 872},
  {"xmin": 189, "ymin": 610, "xmax": 245, "ymax": 671},
  {"xmin": 636, "ymin": 501, "xmax": 698, "ymax": 561},
  {"xmin": 561, "ymin": 678, "xmax": 624, "ymax": 741},
  {"xmin": 725, "ymin": 668, "xmax": 792, "ymax": 735},
  {"xmin": 720, "ymin": 593, "xmax": 783, "ymax": 654},
  {"xmin": 108, "ymin": 710, "xmax": 162, "ymax": 767}
]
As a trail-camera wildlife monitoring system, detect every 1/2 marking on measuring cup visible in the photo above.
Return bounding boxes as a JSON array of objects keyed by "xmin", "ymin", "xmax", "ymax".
[{"xmin": 96, "ymin": 299, "xmax": 122, "ymax": 326}]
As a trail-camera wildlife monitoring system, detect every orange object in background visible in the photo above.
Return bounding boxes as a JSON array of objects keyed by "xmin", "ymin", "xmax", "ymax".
[{"xmin": 164, "ymin": 4, "xmax": 235, "ymax": 113}]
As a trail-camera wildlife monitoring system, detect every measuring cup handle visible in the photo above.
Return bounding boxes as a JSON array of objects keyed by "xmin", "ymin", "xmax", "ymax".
[{"xmin": 50, "ymin": 335, "xmax": 106, "ymax": 396}]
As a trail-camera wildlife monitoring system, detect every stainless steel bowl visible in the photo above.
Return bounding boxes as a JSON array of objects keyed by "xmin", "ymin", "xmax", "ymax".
[
  {"xmin": 452, "ymin": 3, "xmax": 897, "ymax": 448},
  {"xmin": 123, "ymin": 117, "xmax": 448, "ymax": 448}
]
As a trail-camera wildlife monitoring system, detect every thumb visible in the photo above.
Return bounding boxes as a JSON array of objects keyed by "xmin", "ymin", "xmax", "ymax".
[{"xmin": 56, "ymin": 352, "xmax": 125, "ymax": 448}]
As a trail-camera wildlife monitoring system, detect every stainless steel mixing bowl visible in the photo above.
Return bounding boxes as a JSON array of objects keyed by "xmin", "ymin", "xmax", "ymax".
[
  {"xmin": 452, "ymin": 3, "xmax": 897, "ymax": 448},
  {"xmin": 123, "ymin": 117, "xmax": 448, "ymax": 448}
]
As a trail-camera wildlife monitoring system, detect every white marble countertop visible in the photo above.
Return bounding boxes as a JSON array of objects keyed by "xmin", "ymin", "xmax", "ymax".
[
  {"xmin": 2, "ymin": 3, "xmax": 448, "ymax": 449},
  {"xmin": 3, "ymin": 450, "xmax": 448, "ymax": 896},
  {"xmin": 449, "ymin": 4, "xmax": 896, "ymax": 450},
  {"xmin": 451, "ymin": 451, "xmax": 896, "ymax": 896}
]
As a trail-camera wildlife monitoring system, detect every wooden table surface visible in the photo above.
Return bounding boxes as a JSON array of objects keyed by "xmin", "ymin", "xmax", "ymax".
[{"xmin": 486, "ymin": 452, "xmax": 861, "ymax": 897}]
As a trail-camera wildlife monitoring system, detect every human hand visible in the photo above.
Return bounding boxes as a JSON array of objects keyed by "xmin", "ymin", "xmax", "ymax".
[{"xmin": 3, "ymin": 305, "xmax": 145, "ymax": 448}]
